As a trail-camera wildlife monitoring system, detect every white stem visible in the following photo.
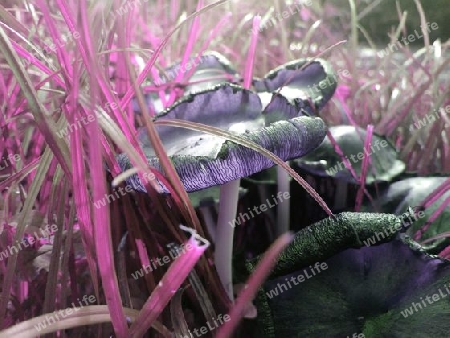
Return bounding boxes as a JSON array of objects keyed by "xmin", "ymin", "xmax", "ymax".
[
  {"xmin": 276, "ymin": 164, "xmax": 290, "ymax": 236},
  {"xmin": 215, "ymin": 179, "xmax": 241, "ymax": 301},
  {"xmin": 199, "ymin": 205, "xmax": 216, "ymax": 242},
  {"xmin": 333, "ymin": 180, "xmax": 348, "ymax": 210}
]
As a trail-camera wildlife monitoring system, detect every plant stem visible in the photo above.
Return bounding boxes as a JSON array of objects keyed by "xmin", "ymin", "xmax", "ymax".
[{"xmin": 215, "ymin": 179, "xmax": 241, "ymax": 301}]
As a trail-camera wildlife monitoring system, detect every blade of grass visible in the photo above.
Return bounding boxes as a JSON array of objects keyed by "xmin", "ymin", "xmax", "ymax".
[
  {"xmin": 129, "ymin": 227, "xmax": 209, "ymax": 337},
  {"xmin": 0, "ymin": 147, "xmax": 53, "ymax": 327},
  {"xmin": 0, "ymin": 306, "xmax": 172, "ymax": 337},
  {"xmin": 0, "ymin": 24, "xmax": 72, "ymax": 177},
  {"xmin": 216, "ymin": 232, "xmax": 294, "ymax": 338}
]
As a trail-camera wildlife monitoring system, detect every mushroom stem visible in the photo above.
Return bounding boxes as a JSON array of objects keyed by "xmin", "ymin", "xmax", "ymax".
[
  {"xmin": 215, "ymin": 179, "xmax": 241, "ymax": 301},
  {"xmin": 276, "ymin": 164, "xmax": 290, "ymax": 236}
]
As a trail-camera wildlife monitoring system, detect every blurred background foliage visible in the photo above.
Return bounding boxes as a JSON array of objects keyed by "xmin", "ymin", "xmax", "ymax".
[{"xmin": 324, "ymin": 0, "xmax": 450, "ymax": 46}]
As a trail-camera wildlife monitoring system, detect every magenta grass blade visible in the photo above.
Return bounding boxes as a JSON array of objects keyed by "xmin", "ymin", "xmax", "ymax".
[
  {"xmin": 87, "ymin": 114, "xmax": 129, "ymax": 336},
  {"xmin": 78, "ymin": 8, "xmax": 130, "ymax": 329},
  {"xmin": 129, "ymin": 227, "xmax": 209, "ymax": 337},
  {"xmin": 420, "ymin": 179, "xmax": 450, "ymax": 209},
  {"xmin": 167, "ymin": 0, "xmax": 203, "ymax": 105},
  {"xmin": 216, "ymin": 233, "xmax": 294, "ymax": 338},
  {"xmin": 36, "ymin": 0, "xmax": 72, "ymax": 80},
  {"xmin": 243, "ymin": 16, "xmax": 260, "ymax": 89}
]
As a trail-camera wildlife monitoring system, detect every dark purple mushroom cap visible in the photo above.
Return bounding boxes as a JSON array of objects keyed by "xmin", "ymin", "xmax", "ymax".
[
  {"xmin": 117, "ymin": 83, "xmax": 327, "ymax": 193},
  {"xmin": 246, "ymin": 212, "xmax": 450, "ymax": 337},
  {"xmin": 181, "ymin": 51, "xmax": 241, "ymax": 94},
  {"xmin": 133, "ymin": 52, "xmax": 240, "ymax": 114},
  {"xmin": 295, "ymin": 125, "xmax": 405, "ymax": 184},
  {"xmin": 253, "ymin": 58, "xmax": 337, "ymax": 113}
]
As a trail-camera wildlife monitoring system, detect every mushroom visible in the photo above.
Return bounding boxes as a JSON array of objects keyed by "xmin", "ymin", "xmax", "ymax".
[
  {"xmin": 253, "ymin": 58, "xmax": 338, "ymax": 235},
  {"xmin": 246, "ymin": 212, "xmax": 450, "ymax": 337},
  {"xmin": 133, "ymin": 52, "xmax": 240, "ymax": 115},
  {"xmin": 117, "ymin": 83, "xmax": 327, "ymax": 300},
  {"xmin": 181, "ymin": 51, "xmax": 240, "ymax": 95},
  {"xmin": 294, "ymin": 125, "xmax": 405, "ymax": 210},
  {"xmin": 253, "ymin": 58, "xmax": 337, "ymax": 114}
]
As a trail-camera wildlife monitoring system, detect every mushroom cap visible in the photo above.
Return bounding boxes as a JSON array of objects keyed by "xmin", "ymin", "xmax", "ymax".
[
  {"xmin": 117, "ymin": 83, "xmax": 327, "ymax": 193},
  {"xmin": 181, "ymin": 51, "xmax": 240, "ymax": 95},
  {"xmin": 133, "ymin": 52, "xmax": 240, "ymax": 114},
  {"xmin": 366, "ymin": 176, "xmax": 450, "ymax": 241},
  {"xmin": 294, "ymin": 125, "xmax": 405, "ymax": 184},
  {"xmin": 246, "ymin": 212, "xmax": 450, "ymax": 337},
  {"xmin": 253, "ymin": 58, "xmax": 337, "ymax": 113}
]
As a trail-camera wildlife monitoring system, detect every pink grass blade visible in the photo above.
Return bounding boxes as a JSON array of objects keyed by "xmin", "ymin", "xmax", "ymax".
[
  {"xmin": 0, "ymin": 148, "xmax": 53, "ymax": 327},
  {"xmin": 243, "ymin": 16, "xmax": 260, "ymax": 89},
  {"xmin": 439, "ymin": 245, "xmax": 450, "ymax": 259},
  {"xmin": 88, "ymin": 118, "xmax": 129, "ymax": 336},
  {"xmin": 67, "ymin": 60, "xmax": 100, "ymax": 300},
  {"xmin": 0, "ymin": 5, "xmax": 30, "ymax": 39},
  {"xmin": 416, "ymin": 193, "xmax": 450, "ymax": 242},
  {"xmin": 0, "ymin": 158, "xmax": 39, "ymax": 191},
  {"xmin": 79, "ymin": 5, "xmax": 129, "ymax": 333},
  {"xmin": 420, "ymin": 179, "xmax": 450, "ymax": 209},
  {"xmin": 216, "ymin": 233, "xmax": 294, "ymax": 338},
  {"xmin": 182, "ymin": 13, "xmax": 232, "ymax": 82},
  {"xmin": 167, "ymin": 0, "xmax": 203, "ymax": 105},
  {"xmin": 0, "ymin": 25, "xmax": 72, "ymax": 176},
  {"xmin": 55, "ymin": 0, "xmax": 138, "ymax": 144},
  {"xmin": 36, "ymin": 0, "xmax": 72, "ymax": 80},
  {"xmin": 129, "ymin": 227, "xmax": 210, "ymax": 337}
]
